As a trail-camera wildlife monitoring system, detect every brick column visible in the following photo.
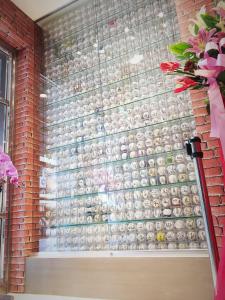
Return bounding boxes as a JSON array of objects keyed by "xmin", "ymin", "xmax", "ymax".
[
  {"xmin": 0, "ymin": 0, "xmax": 42, "ymax": 292},
  {"xmin": 175, "ymin": 0, "xmax": 225, "ymax": 252}
]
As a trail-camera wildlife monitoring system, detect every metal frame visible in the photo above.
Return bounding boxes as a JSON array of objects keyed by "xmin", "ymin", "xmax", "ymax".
[
  {"xmin": 0, "ymin": 46, "xmax": 13, "ymax": 282},
  {"xmin": 37, "ymin": 0, "xmax": 214, "ymax": 258},
  {"xmin": 186, "ymin": 137, "xmax": 219, "ymax": 288},
  {"xmin": 33, "ymin": 249, "xmax": 209, "ymax": 258}
]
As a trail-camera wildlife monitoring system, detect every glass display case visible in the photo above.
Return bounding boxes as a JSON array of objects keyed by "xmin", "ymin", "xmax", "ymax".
[{"xmin": 38, "ymin": 0, "xmax": 207, "ymax": 252}]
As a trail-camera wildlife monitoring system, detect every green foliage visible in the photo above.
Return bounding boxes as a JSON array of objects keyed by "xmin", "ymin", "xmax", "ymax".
[
  {"xmin": 168, "ymin": 42, "xmax": 196, "ymax": 60},
  {"xmin": 200, "ymin": 14, "xmax": 219, "ymax": 29},
  {"xmin": 169, "ymin": 42, "xmax": 190, "ymax": 56},
  {"xmin": 204, "ymin": 98, "xmax": 209, "ymax": 105},
  {"xmin": 190, "ymin": 85, "xmax": 204, "ymax": 90},
  {"xmin": 217, "ymin": 71, "xmax": 225, "ymax": 83},
  {"xmin": 194, "ymin": 24, "xmax": 199, "ymax": 35}
]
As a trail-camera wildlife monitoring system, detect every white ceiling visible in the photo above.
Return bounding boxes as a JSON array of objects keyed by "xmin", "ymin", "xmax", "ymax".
[{"xmin": 11, "ymin": 0, "xmax": 74, "ymax": 21}]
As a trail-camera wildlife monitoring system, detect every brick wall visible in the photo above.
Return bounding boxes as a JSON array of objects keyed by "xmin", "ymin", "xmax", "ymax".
[
  {"xmin": 175, "ymin": 0, "xmax": 225, "ymax": 253},
  {"xmin": 0, "ymin": 0, "xmax": 42, "ymax": 292}
]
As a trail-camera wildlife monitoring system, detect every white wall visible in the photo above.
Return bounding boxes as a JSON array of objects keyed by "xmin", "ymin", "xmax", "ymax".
[{"xmin": 11, "ymin": 0, "xmax": 74, "ymax": 20}]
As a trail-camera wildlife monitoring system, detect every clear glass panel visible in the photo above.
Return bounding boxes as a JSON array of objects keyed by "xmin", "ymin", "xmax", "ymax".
[
  {"xmin": 38, "ymin": 0, "xmax": 207, "ymax": 252},
  {"xmin": 0, "ymin": 48, "xmax": 11, "ymax": 284},
  {"xmin": 0, "ymin": 103, "xmax": 7, "ymax": 148},
  {"xmin": 0, "ymin": 50, "xmax": 7, "ymax": 99}
]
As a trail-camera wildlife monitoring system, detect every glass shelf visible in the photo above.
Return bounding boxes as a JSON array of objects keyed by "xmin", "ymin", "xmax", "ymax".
[
  {"xmin": 44, "ymin": 67, "xmax": 165, "ymax": 108},
  {"xmin": 46, "ymin": 115, "xmax": 194, "ymax": 151},
  {"xmin": 48, "ymin": 64, "xmax": 166, "ymax": 99},
  {"xmin": 40, "ymin": 180, "xmax": 196, "ymax": 202},
  {"xmin": 49, "ymin": 148, "xmax": 187, "ymax": 175},
  {"xmin": 49, "ymin": 215, "xmax": 201, "ymax": 229},
  {"xmin": 39, "ymin": 0, "xmax": 206, "ymax": 252},
  {"xmin": 45, "ymin": 23, "xmax": 178, "ymax": 69},
  {"xmin": 45, "ymin": 89, "xmax": 174, "ymax": 129},
  {"xmin": 44, "ymin": 1, "xmax": 176, "ymax": 51},
  {"xmin": 48, "ymin": 32, "xmax": 177, "ymax": 84}
]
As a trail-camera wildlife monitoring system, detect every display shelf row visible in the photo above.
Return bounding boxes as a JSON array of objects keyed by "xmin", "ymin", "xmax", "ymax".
[
  {"xmin": 47, "ymin": 148, "xmax": 187, "ymax": 175},
  {"xmin": 47, "ymin": 215, "xmax": 201, "ymax": 229},
  {"xmin": 47, "ymin": 65, "xmax": 172, "ymax": 103},
  {"xmin": 44, "ymin": 21, "xmax": 178, "ymax": 68},
  {"xmin": 46, "ymin": 115, "xmax": 194, "ymax": 151},
  {"xmin": 45, "ymin": 115, "xmax": 194, "ymax": 171},
  {"xmin": 40, "ymin": 180, "xmax": 196, "ymax": 202},
  {"xmin": 40, "ymin": 241, "xmax": 207, "ymax": 251},
  {"xmin": 48, "ymin": 39, "xmax": 174, "ymax": 84},
  {"xmin": 44, "ymin": 0, "xmax": 174, "ymax": 43},
  {"xmin": 45, "ymin": 89, "xmax": 173, "ymax": 128},
  {"xmin": 44, "ymin": 0, "xmax": 175, "ymax": 50},
  {"xmin": 46, "ymin": 208, "xmax": 202, "ymax": 227},
  {"xmin": 44, "ymin": 67, "xmax": 171, "ymax": 108}
]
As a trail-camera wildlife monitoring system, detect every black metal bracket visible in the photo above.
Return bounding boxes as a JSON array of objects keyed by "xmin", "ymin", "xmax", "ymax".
[
  {"xmin": 192, "ymin": 152, "xmax": 204, "ymax": 158},
  {"xmin": 185, "ymin": 137, "xmax": 203, "ymax": 159}
]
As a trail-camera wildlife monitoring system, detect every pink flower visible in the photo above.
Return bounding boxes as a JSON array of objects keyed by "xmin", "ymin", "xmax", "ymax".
[
  {"xmin": 5, "ymin": 163, "xmax": 18, "ymax": 177},
  {"xmin": 10, "ymin": 176, "xmax": 18, "ymax": 186},
  {"xmin": 0, "ymin": 151, "xmax": 10, "ymax": 163},
  {"xmin": 187, "ymin": 28, "xmax": 218, "ymax": 57},
  {"xmin": 0, "ymin": 149, "xmax": 18, "ymax": 187},
  {"xmin": 174, "ymin": 77, "xmax": 198, "ymax": 93},
  {"xmin": 160, "ymin": 62, "xmax": 180, "ymax": 73}
]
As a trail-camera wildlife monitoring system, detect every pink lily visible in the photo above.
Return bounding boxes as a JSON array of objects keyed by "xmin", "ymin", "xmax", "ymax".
[{"xmin": 187, "ymin": 28, "xmax": 218, "ymax": 57}]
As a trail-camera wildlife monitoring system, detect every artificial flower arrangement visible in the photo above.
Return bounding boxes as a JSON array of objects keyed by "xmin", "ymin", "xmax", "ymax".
[
  {"xmin": 0, "ymin": 147, "xmax": 18, "ymax": 191},
  {"xmin": 160, "ymin": 1, "xmax": 225, "ymax": 156}
]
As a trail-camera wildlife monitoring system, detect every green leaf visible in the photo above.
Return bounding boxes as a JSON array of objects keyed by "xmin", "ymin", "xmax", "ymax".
[
  {"xmin": 194, "ymin": 23, "xmax": 199, "ymax": 35},
  {"xmin": 204, "ymin": 98, "xmax": 209, "ymax": 105},
  {"xmin": 217, "ymin": 71, "xmax": 225, "ymax": 83},
  {"xmin": 168, "ymin": 42, "xmax": 192, "ymax": 57},
  {"xmin": 190, "ymin": 85, "xmax": 204, "ymax": 90},
  {"xmin": 168, "ymin": 42, "xmax": 196, "ymax": 61},
  {"xmin": 200, "ymin": 14, "xmax": 218, "ymax": 29}
]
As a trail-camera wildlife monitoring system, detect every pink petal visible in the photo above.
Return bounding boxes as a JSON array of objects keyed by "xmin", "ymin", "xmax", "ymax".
[{"xmin": 10, "ymin": 176, "xmax": 18, "ymax": 185}]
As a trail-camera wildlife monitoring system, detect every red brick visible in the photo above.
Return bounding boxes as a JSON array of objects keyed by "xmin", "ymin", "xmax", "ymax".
[
  {"xmin": 211, "ymin": 205, "xmax": 225, "ymax": 215},
  {"xmin": 214, "ymin": 226, "xmax": 223, "ymax": 236},
  {"xmin": 197, "ymin": 124, "xmax": 211, "ymax": 133},
  {"xmin": 203, "ymin": 150, "xmax": 214, "ymax": 159},
  {"xmin": 216, "ymin": 236, "xmax": 223, "ymax": 247},
  {"xmin": 221, "ymin": 196, "xmax": 225, "ymax": 204},
  {"xmin": 208, "ymin": 186, "xmax": 225, "ymax": 195},
  {"xmin": 10, "ymin": 271, "xmax": 24, "ymax": 279},
  {"xmin": 206, "ymin": 176, "xmax": 225, "ymax": 186},
  {"xmin": 212, "ymin": 215, "xmax": 219, "ymax": 226},
  {"xmin": 0, "ymin": 0, "xmax": 42, "ymax": 291},
  {"xmin": 218, "ymin": 216, "xmax": 225, "ymax": 227},
  {"xmin": 193, "ymin": 107, "xmax": 207, "ymax": 116},
  {"xmin": 205, "ymin": 167, "xmax": 222, "ymax": 177},
  {"xmin": 195, "ymin": 116, "xmax": 206, "ymax": 125},
  {"xmin": 214, "ymin": 148, "xmax": 222, "ymax": 158},
  {"xmin": 191, "ymin": 99, "xmax": 205, "ymax": 109},
  {"xmin": 209, "ymin": 196, "xmax": 221, "ymax": 206},
  {"xmin": 203, "ymin": 158, "xmax": 221, "ymax": 169},
  {"xmin": 207, "ymin": 139, "xmax": 220, "ymax": 149},
  {"xmin": 201, "ymin": 131, "xmax": 210, "ymax": 142}
]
